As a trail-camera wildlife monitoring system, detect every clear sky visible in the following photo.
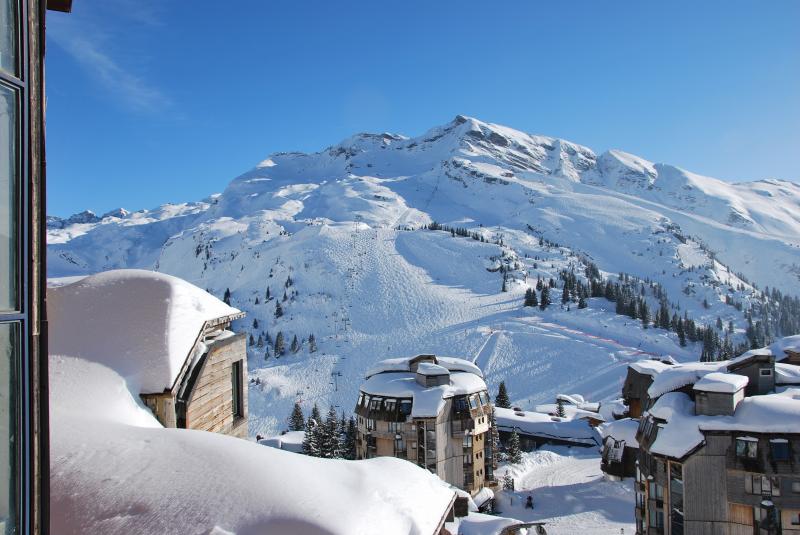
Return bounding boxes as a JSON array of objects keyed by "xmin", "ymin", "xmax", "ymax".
[{"xmin": 45, "ymin": 0, "xmax": 800, "ymax": 217}]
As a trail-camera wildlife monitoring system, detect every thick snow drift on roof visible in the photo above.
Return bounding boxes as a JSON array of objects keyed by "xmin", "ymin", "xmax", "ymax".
[
  {"xmin": 771, "ymin": 335, "xmax": 800, "ymax": 361},
  {"xmin": 646, "ymin": 393, "xmax": 705, "ymax": 458},
  {"xmin": 647, "ymin": 361, "xmax": 727, "ymax": 399},
  {"xmin": 629, "ymin": 359, "xmax": 672, "ymax": 377},
  {"xmin": 50, "ymin": 354, "xmax": 455, "ymax": 534},
  {"xmin": 48, "ymin": 269, "xmax": 241, "ymax": 393},
  {"xmin": 365, "ymin": 355, "xmax": 483, "ymax": 379},
  {"xmin": 693, "ymin": 372, "xmax": 748, "ymax": 393},
  {"xmin": 645, "ymin": 388, "xmax": 800, "ymax": 459},
  {"xmin": 360, "ymin": 371, "xmax": 487, "ymax": 418},
  {"xmin": 417, "ymin": 362, "xmax": 450, "ymax": 376},
  {"xmin": 258, "ymin": 430, "xmax": 305, "ymax": 454},
  {"xmin": 699, "ymin": 388, "xmax": 800, "ymax": 434},
  {"xmin": 598, "ymin": 418, "xmax": 640, "ymax": 448},
  {"xmin": 494, "ymin": 407, "xmax": 601, "ymax": 446},
  {"xmin": 456, "ymin": 513, "xmax": 523, "ymax": 535},
  {"xmin": 776, "ymin": 364, "xmax": 800, "ymax": 385}
]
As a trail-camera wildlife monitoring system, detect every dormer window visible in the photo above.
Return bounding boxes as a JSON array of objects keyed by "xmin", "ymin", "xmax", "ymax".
[
  {"xmin": 760, "ymin": 368, "xmax": 773, "ymax": 377},
  {"xmin": 736, "ymin": 437, "xmax": 759, "ymax": 459}
]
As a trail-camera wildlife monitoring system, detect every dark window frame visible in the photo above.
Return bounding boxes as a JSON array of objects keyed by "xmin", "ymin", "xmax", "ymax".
[{"xmin": 231, "ymin": 360, "xmax": 244, "ymax": 418}]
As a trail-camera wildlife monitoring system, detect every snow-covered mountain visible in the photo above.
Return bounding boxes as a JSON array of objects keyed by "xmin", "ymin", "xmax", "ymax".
[{"xmin": 48, "ymin": 115, "xmax": 800, "ymax": 436}]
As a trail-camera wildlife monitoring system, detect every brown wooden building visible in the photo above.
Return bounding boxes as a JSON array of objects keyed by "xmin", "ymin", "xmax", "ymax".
[{"xmin": 140, "ymin": 312, "xmax": 248, "ymax": 438}]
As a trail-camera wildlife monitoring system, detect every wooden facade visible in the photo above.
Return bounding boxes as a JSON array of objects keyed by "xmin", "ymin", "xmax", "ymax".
[
  {"xmin": 636, "ymin": 426, "xmax": 800, "ymax": 534},
  {"xmin": 141, "ymin": 314, "xmax": 248, "ymax": 439}
]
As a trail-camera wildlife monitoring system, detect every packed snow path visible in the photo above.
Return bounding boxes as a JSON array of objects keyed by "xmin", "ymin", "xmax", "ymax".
[{"xmin": 495, "ymin": 447, "xmax": 635, "ymax": 535}]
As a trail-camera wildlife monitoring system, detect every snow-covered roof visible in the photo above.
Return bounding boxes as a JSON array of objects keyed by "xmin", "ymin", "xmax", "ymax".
[
  {"xmin": 647, "ymin": 361, "xmax": 728, "ymax": 399},
  {"xmin": 776, "ymin": 363, "xmax": 800, "ymax": 385},
  {"xmin": 365, "ymin": 354, "xmax": 483, "ymax": 379},
  {"xmin": 644, "ymin": 388, "xmax": 800, "ymax": 459},
  {"xmin": 48, "ymin": 269, "xmax": 242, "ymax": 394},
  {"xmin": 494, "ymin": 407, "xmax": 601, "ymax": 446},
  {"xmin": 258, "ymin": 430, "xmax": 305, "ymax": 453},
  {"xmin": 629, "ymin": 359, "xmax": 672, "ymax": 377},
  {"xmin": 360, "ymin": 370, "xmax": 487, "ymax": 418},
  {"xmin": 50, "ymin": 345, "xmax": 456, "ymax": 534},
  {"xmin": 598, "ymin": 418, "xmax": 640, "ymax": 448},
  {"xmin": 417, "ymin": 362, "xmax": 450, "ymax": 376},
  {"xmin": 771, "ymin": 335, "xmax": 800, "ymax": 361},
  {"xmin": 693, "ymin": 372, "xmax": 748, "ymax": 394}
]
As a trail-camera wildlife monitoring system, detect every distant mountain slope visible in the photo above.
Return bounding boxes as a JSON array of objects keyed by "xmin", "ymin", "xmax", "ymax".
[{"xmin": 48, "ymin": 116, "xmax": 800, "ymax": 436}]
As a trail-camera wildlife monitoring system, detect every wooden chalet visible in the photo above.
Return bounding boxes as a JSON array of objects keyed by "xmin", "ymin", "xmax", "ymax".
[{"xmin": 141, "ymin": 310, "xmax": 248, "ymax": 438}]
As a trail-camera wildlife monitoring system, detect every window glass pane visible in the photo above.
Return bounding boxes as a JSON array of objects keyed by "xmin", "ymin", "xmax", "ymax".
[
  {"xmin": 0, "ymin": 322, "xmax": 17, "ymax": 531},
  {"xmin": 0, "ymin": 0, "xmax": 17, "ymax": 76},
  {"xmin": 0, "ymin": 82, "xmax": 16, "ymax": 311}
]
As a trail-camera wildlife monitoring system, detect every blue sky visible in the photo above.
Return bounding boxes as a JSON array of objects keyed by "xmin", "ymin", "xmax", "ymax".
[{"xmin": 46, "ymin": 1, "xmax": 800, "ymax": 217}]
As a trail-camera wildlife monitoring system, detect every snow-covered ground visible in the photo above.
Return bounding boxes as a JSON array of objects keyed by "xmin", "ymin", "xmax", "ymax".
[{"xmin": 494, "ymin": 447, "xmax": 635, "ymax": 535}]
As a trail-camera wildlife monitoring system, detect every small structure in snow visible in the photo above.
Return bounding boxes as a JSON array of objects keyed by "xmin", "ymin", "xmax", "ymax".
[{"xmin": 48, "ymin": 269, "xmax": 249, "ymax": 438}]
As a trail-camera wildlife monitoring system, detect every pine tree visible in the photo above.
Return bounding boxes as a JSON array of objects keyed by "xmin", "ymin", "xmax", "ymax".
[
  {"xmin": 561, "ymin": 285, "xmax": 570, "ymax": 305},
  {"xmin": 536, "ymin": 277, "xmax": 543, "ymax": 291},
  {"xmin": 320, "ymin": 406, "xmax": 341, "ymax": 459},
  {"xmin": 254, "ymin": 296, "xmax": 260, "ymax": 305},
  {"xmin": 282, "ymin": 290, "xmax": 288, "ymax": 302},
  {"xmin": 302, "ymin": 406, "xmax": 322, "ymax": 457},
  {"xmin": 266, "ymin": 287, "xmax": 271, "ymax": 301},
  {"xmin": 291, "ymin": 334, "xmax": 300, "ymax": 353},
  {"xmin": 677, "ymin": 320, "xmax": 687, "ymax": 347},
  {"xmin": 275, "ymin": 331, "xmax": 285, "ymax": 356},
  {"xmin": 640, "ymin": 300, "xmax": 650, "ymax": 329},
  {"xmin": 288, "ymin": 402, "xmax": 305, "ymax": 431},
  {"xmin": 248, "ymin": 334, "xmax": 255, "ymax": 346},
  {"xmin": 524, "ymin": 288, "xmax": 538, "ymax": 307},
  {"xmin": 256, "ymin": 334, "xmax": 264, "ymax": 348},
  {"xmin": 556, "ymin": 398, "xmax": 566, "ymax": 418},
  {"xmin": 508, "ymin": 428, "xmax": 523, "ymax": 464},
  {"xmin": 252, "ymin": 318, "xmax": 259, "ymax": 330},
  {"xmin": 501, "ymin": 274, "xmax": 508, "ymax": 293},
  {"xmin": 308, "ymin": 333, "xmax": 317, "ymax": 353},
  {"xmin": 223, "ymin": 288, "xmax": 231, "ymax": 305},
  {"xmin": 275, "ymin": 300, "xmax": 283, "ymax": 318},
  {"xmin": 502, "ymin": 472, "xmax": 514, "ymax": 491},
  {"xmin": 578, "ymin": 295, "xmax": 587, "ymax": 309},
  {"xmin": 344, "ymin": 416, "xmax": 358, "ymax": 460},
  {"xmin": 539, "ymin": 286, "xmax": 551, "ymax": 310},
  {"xmin": 495, "ymin": 381, "xmax": 511, "ymax": 409}
]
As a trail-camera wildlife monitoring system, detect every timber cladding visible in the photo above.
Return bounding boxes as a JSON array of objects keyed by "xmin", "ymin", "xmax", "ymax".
[{"xmin": 186, "ymin": 334, "xmax": 248, "ymax": 438}]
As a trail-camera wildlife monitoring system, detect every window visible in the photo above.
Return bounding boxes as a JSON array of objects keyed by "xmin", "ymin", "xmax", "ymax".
[
  {"xmin": 384, "ymin": 399, "xmax": 397, "ymax": 413},
  {"xmin": 792, "ymin": 481, "xmax": 800, "ymax": 494},
  {"xmin": 770, "ymin": 439, "xmax": 790, "ymax": 461},
  {"xmin": 369, "ymin": 397, "xmax": 381, "ymax": 411},
  {"xmin": 649, "ymin": 481, "xmax": 664, "ymax": 501},
  {"xmin": 791, "ymin": 512, "xmax": 800, "ymax": 526},
  {"xmin": 231, "ymin": 360, "xmax": 244, "ymax": 418},
  {"xmin": 388, "ymin": 421, "xmax": 404, "ymax": 433},
  {"xmin": 366, "ymin": 419, "xmax": 376, "ymax": 431},
  {"xmin": 760, "ymin": 368, "xmax": 773, "ymax": 376},
  {"xmin": 745, "ymin": 474, "xmax": 780, "ymax": 496},
  {"xmin": 468, "ymin": 395, "xmax": 478, "ymax": 410},
  {"xmin": 0, "ymin": 79, "xmax": 18, "ymax": 311},
  {"xmin": 0, "ymin": 323, "xmax": 18, "ymax": 528},
  {"xmin": 357, "ymin": 393, "xmax": 364, "ymax": 406},
  {"xmin": 736, "ymin": 437, "xmax": 758, "ymax": 459},
  {"xmin": 648, "ymin": 503, "xmax": 664, "ymax": 528},
  {"xmin": 463, "ymin": 434, "xmax": 473, "ymax": 448},
  {"xmin": 399, "ymin": 400, "xmax": 412, "ymax": 415}
]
